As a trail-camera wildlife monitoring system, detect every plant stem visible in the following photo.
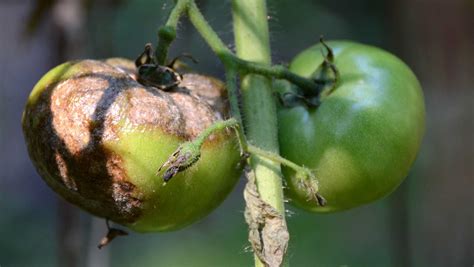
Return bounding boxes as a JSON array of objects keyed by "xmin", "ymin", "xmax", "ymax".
[
  {"xmin": 155, "ymin": 0, "xmax": 189, "ymax": 65},
  {"xmin": 247, "ymin": 145, "xmax": 311, "ymax": 178},
  {"xmin": 187, "ymin": 2, "xmax": 249, "ymax": 154},
  {"xmin": 186, "ymin": 1, "xmax": 318, "ymax": 96},
  {"xmin": 158, "ymin": 2, "xmax": 319, "ymax": 265},
  {"xmin": 224, "ymin": 68, "xmax": 248, "ymax": 152},
  {"xmin": 231, "ymin": 0, "xmax": 284, "ymax": 212},
  {"xmin": 234, "ymin": 58, "xmax": 321, "ymax": 95},
  {"xmin": 187, "ymin": 1, "xmax": 233, "ymax": 65},
  {"xmin": 186, "ymin": 2, "xmax": 238, "ymax": 115},
  {"xmin": 194, "ymin": 118, "xmax": 239, "ymax": 146},
  {"xmin": 232, "ymin": 1, "xmax": 287, "ymax": 267},
  {"xmin": 158, "ymin": 0, "xmax": 318, "ymax": 99}
]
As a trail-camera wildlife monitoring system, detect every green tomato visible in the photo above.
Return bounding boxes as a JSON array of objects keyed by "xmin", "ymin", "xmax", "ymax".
[
  {"xmin": 278, "ymin": 41, "xmax": 425, "ymax": 212},
  {"xmin": 22, "ymin": 59, "xmax": 242, "ymax": 232}
]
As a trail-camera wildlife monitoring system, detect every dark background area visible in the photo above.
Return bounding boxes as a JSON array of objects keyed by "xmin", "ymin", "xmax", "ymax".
[{"xmin": 0, "ymin": 0, "xmax": 472, "ymax": 266}]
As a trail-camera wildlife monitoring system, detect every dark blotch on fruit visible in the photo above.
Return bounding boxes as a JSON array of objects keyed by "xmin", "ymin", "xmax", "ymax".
[{"xmin": 22, "ymin": 59, "xmax": 232, "ymax": 225}]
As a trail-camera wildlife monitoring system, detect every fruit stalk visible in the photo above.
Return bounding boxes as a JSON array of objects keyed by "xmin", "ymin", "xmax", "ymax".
[
  {"xmin": 187, "ymin": 2, "xmax": 248, "ymax": 151},
  {"xmin": 155, "ymin": 0, "xmax": 188, "ymax": 65}
]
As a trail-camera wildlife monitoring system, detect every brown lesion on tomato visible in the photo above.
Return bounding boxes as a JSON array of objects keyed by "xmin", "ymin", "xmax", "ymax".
[
  {"xmin": 106, "ymin": 59, "xmax": 232, "ymax": 143},
  {"xmin": 103, "ymin": 58, "xmax": 137, "ymax": 79},
  {"xmin": 106, "ymin": 57, "xmax": 230, "ymax": 125},
  {"xmin": 22, "ymin": 58, "xmax": 234, "ymax": 225},
  {"xmin": 54, "ymin": 152, "xmax": 78, "ymax": 191},
  {"xmin": 23, "ymin": 56, "xmax": 239, "ymax": 224},
  {"xmin": 180, "ymin": 73, "xmax": 229, "ymax": 118},
  {"xmin": 23, "ymin": 61, "xmax": 145, "ymax": 224},
  {"xmin": 167, "ymin": 87, "xmax": 217, "ymax": 140},
  {"xmin": 24, "ymin": 123, "xmax": 144, "ymax": 224},
  {"xmin": 107, "ymin": 152, "xmax": 144, "ymax": 217},
  {"xmin": 39, "ymin": 135, "xmax": 143, "ymax": 224}
]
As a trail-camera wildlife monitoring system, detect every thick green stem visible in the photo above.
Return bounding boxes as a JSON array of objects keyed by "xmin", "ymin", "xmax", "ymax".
[
  {"xmin": 156, "ymin": 2, "xmax": 325, "ymax": 265},
  {"xmin": 232, "ymin": 1, "xmax": 287, "ymax": 266},
  {"xmin": 232, "ymin": 0, "xmax": 284, "ymax": 213}
]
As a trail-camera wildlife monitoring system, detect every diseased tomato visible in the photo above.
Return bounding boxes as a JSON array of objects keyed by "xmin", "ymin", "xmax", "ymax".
[
  {"xmin": 278, "ymin": 41, "xmax": 425, "ymax": 212},
  {"xmin": 22, "ymin": 58, "xmax": 242, "ymax": 232}
]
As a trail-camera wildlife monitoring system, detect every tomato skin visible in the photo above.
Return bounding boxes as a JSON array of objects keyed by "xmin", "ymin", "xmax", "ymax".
[
  {"xmin": 278, "ymin": 41, "xmax": 425, "ymax": 212},
  {"xmin": 22, "ymin": 59, "xmax": 242, "ymax": 232}
]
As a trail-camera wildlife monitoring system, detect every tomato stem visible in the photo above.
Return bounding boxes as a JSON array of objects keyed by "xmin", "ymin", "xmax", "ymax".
[
  {"xmin": 224, "ymin": 69, "xmax": 248, "ymax": 153},
  {"xmin": 155, "ymin": 0, "xmax": 188, "ymax": 65},
  {"xmin": 157, "ymin": 1, "xmax": 329, "ymax": 265},
  {"xmin": 233, "ymin": 57, "xmax": 321, "ymax": 95},
  {"xmin": 158, "ymin": 0, "xmax": 320, "ymax": 96},
  {"xmin": 231, "ymin": 0, "xmax": 288, "ymax": 266},
  {"xmin": 193, "ymin": 118, "xmax": 240, "ymax": 147},
  {"xmin": 186, "ymin": 3, "xmax": 250, "ymax": 155},
  {"xmin": 247, "ymin": 145, "xmax": 309, "ymax": 179}
]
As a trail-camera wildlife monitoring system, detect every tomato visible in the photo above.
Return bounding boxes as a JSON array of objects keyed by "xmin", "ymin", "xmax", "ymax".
[
  {"xmin": 22, "ymin": 59, "xmax": 242, "ymax": 232},
  {"xmin": 278, "ymin": 41, "xmax": 425, "ymax": 212}
]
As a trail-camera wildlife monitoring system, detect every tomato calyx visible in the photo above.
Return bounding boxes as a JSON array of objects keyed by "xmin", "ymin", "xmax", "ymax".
[
  {"xmin": 157, "ymin": 118, "xmax": 242, "ymax": 183},
  {"xmin": 158, "ymin": 141, "xmax": 201, "ymax": 183},
  {"xmin": 312, "ymin": 37, "xmax": 340, "ymax": 98},
  {"xmin": 293, "ymin": 168, "xmax": 327, "ymax": 206},
  {"xmin": 278, "ymin": 38, "xmax": 340, "ymax": 109},
  {"xmin": 135, "ymin": 43, "xmax": 198, "ymax": 91},
  {"xmin": 278, "ymin": 88, "xmax": 321, "ymax": 108}
]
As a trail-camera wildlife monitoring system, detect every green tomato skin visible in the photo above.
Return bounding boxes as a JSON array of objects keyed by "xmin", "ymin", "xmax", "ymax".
[
  {"xmin": 278, "ymin": 41, "xmax": 425, "ymax": 212},
  {"xmin": 110, "ymin": 129, "xmax": 241, "ymax": 232},
  {"xmin": 22, "ymin": 60, "xmax": 242, "ymax": 232}
]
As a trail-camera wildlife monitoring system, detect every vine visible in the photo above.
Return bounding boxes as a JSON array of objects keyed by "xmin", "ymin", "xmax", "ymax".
[{"xmin": 154, "ymin": 1, "xmax": 324, "ymax": 266}]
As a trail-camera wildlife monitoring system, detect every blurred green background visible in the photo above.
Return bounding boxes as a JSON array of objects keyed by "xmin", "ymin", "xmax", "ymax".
[{"xmin": 0, "ymin": 0, "xmax": 472, "ymax": 266}]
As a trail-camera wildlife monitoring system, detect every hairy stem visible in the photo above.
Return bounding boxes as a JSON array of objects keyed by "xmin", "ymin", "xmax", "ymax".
[
  {"xmin": 194, "ymin": 118, "xmax": 239, "ymax": 147},
  {"xmin": 157, "ymin": 2, "xmax": 324, "ymax": 265},
  {"xmin": 224, "ymin": 68, "xmax": 248, "ymax": 152},
  {"xmin": 155, "ymin": 0, "xmax": 188, "ymax": 65},
  {"xmin": 232, "ymin": 0, "xmax": 284, "ymax": 212},
  {"xmin": 234, "ymin": 58, "xmax": 320, "ymax": 95},
  {"xmin": 186, "ymin": 1, "xmax": 318, "ymax": 95},
  {"xmin": 187, "ymin": 2, "xmax": 250, "ymax": 156},
  {"xmin": 232, "ymin": 1, "xmax": 287, "ymax": 266},
  {"xmin": 247, "ymin": 145, "xmax": 310, "ymax": 178},
  {"xmin": 187, "ymin": 1, "xmax": 233, "ymax": 65},
  {"xmin": 157, "ymin": 0, "xmax": 318, "ymax": 97}
]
